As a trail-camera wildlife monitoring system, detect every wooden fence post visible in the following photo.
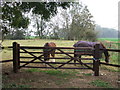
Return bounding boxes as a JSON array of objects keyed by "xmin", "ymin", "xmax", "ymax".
[
  {"xmin": 93, "ymin": 44, "xmax": 100, "ymax": 76},
  {"xmin": 13, "ymin": 42, "xmax": 20, "ymax": 73}
]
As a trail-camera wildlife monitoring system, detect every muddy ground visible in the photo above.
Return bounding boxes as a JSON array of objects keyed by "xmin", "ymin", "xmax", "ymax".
[{"xmin": 2, "ymin": 63, "xmax": 120, "ymax": 89}]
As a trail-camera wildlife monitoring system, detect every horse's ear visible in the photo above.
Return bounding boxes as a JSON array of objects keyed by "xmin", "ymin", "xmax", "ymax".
[
  {"xmin": 44, "ymin": 42, "xmax": 49, "ymax": 46},
  {"xmin": 46, "ymin": 42, "xmax": 49, "ymax": 44}
]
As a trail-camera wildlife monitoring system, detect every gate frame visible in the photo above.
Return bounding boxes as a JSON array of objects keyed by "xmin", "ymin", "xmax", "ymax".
[{"xmin": 12, "ymin": 42, "xmax": 100, "ymax": 76}]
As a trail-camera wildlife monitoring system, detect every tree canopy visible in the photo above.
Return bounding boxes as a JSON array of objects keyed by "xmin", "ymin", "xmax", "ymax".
[
  {"xmin": 49, "ymin": 3, "xmax": 97, "ymax": 41},
  {"xmin": 1, "ymin": 2, "xmax": 72, "ymax": 35},
  {"xmin": 1, "ymin": 2, "xmax": 97, "ymax": 41}
]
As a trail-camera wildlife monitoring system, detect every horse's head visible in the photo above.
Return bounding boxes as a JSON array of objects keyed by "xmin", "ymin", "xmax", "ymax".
[
  {"xmin": 100, "ymin": 42, "xmax": 110, "ymax": 64},
  {"xmin": 105, "ymin": 50, "xmax": 110, "ymax": 64},
  {"xmin": 44, "ymin": 42, "xmax": 49, "ymax": 47}
]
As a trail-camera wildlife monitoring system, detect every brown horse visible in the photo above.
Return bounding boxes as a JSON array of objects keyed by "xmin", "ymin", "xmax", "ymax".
[
  {"xmin": 43, "ymin": 42, "xmax": 56, "ymax": 62},
  {"xmin": 73, "ymin": 41, "xmax": 110, "ymax": 63}
]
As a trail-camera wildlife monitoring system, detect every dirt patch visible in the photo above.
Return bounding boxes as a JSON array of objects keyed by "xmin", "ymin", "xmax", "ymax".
[{"xmin": 2, "ymin": 63, "xmax": 119, "ymax": 88}]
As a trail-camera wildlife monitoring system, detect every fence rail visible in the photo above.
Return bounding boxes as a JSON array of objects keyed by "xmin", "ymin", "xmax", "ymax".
[
  {"xmin": 1, "ymin": 46, "xmax": 13, "ymax": 49},
  {"xmin": 0, "ymin": 59, "xmax": 13, "ymax": 63},
  {"xmin": 20, "ymin": 46, "xmax": 94, "ymax": 49},
  {"xmin": 100, "ymin": 62, "xmax": 120, "ymax": 67},
  {"xmin": 106, "ymin": 49, "xmax": 120, "ymax": 52},
  {"xmin": 1, "ymin": 46, "xmax": 120, "ymax": 52}
]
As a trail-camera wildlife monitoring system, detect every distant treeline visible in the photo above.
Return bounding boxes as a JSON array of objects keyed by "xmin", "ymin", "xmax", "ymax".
[{"xmin": 95, "ymin": 25, "xmax": 119, "ymax": 38}]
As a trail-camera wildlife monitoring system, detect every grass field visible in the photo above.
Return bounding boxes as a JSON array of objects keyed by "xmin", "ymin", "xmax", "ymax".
[
  {"xmin": 2, "ymin": 39, "xmax": 76, "ymax": 47},
  {"xmin": 1, "ymin": 38, "xmax": 119, "ymax": 71},
  {"xmin": 98, "ymin": 38, "xmax": 119, "ymax": 42}
]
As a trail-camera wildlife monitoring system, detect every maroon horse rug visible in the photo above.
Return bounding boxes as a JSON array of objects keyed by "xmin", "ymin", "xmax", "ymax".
[
  {"xmin": 73, "ymin": 41, "xmax": 110, "ymax": 63},
  {"xmin": 43, "ymin": 42, "xmax": 56, "ymax": 62}
]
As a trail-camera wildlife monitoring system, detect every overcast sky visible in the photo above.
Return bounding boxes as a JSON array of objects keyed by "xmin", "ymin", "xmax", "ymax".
[{"xmin": 80, "ymin": 0, "xmax": 119, "ymax": 30}]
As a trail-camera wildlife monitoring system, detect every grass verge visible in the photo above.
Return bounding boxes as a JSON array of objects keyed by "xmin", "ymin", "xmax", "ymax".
[
  {"xmin": 25, "ymin": 69, "xmax": 78, "ymax": 78},
  {"xmin": 90, "ymin": 80, "xmax": 113, "ymax": 88}
]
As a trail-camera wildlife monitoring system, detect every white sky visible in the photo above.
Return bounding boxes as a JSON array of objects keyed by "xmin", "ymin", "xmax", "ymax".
[{"xmin": 80, "ymin": 0, "xmax": 119, "ymax": 30}]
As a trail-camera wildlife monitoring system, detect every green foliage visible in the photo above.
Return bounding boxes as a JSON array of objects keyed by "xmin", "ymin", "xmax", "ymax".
[
  {"xmin": 2, "ymin": 2, "xmax": 71, "ymax": 27},
  {"xmin": 90, "ymin": 80, "xmax": 113, "ymax": 88},
  {"xmin": 21, "ymin": 2, "xmax": 71, "ymax": 20},
  {"xmin": 2, "ymin": 2, "xmax": 29, "ymax": 29},
  {"xmin": 5, "ymin": 29, "xmax": 26, "ymax": 40},
  {"xmin": 1, "ymin": 2, "xmax": 72, "ymax": 40}
]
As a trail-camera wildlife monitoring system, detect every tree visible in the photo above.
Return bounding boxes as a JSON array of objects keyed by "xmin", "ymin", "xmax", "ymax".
[
  {"xmin": 58, "ymin": 3, "xmax": 97, "ymax": 41},
  {"xmin": 1, "ymin": 2, "xmax": 72, "ymax": 41},
  {"xmin": 1, "ymin": 2, "xmax": 71, "ymax": 32},
  {"xmin": 70, "ymin": 3, "xmax": 96, "ymax": 41},
  {"xmin": 2, "ymin": 2, "xmax": 29, "ymax": 28},
  {"xmin": 5, "ymin": 28, "xmax": 26, "ymax": 40},
  {"xmin": 49, "ymin": 21, "xmax": 60, "ymax": 39},
  {"xmin": 60, "ymin": 8, "xmax": 71, "ymax": 40},
  {"xmin": 1, "ymin": 2, "xmax": 29, "ymax": 41},
  {"xmin": 31, "ymin": 14, "xmax": 47, "ymax": 38}
]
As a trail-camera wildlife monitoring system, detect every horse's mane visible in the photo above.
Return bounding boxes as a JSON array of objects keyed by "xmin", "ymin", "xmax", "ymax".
[
  {"xmin": 100, "ymin": 42, "xmax": 110, "ymax": 56},
  {"xmin": 100, "ymin": 42, "xmax": 106, "ymax": 49},
  {"xmin": 44, "ymin": 42, "xmax": 56, "ymax": 47}
]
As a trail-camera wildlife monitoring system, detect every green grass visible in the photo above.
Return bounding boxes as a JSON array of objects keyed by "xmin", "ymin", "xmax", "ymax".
[
  {"xmin": 82, "ymin": 73, "xmax": 92, "ymax": 76},
  {"xmin": 24, "ymin": 68, "xmax": 79, "ymax": 86},
  {"xmin": 90, "ymin": 80, "xmax": 113, "ymax": 88},
  {"xmin": 25, "ymin": 69, "xmax": 78, "ymax": 78},
  {"xmin": 25, "ymin": 68, "xmax": 40, "ymax": 72},
  {"xmin": 2, "ymin": 39, "xmax": 76, "ymax": 47},
  {"xmin": 98, "ymin": 38, "xmax": 119, "ymax": 42},
  {"xmin": 3, "ymin": 83, "xmax": 31, "ymax": 88}
]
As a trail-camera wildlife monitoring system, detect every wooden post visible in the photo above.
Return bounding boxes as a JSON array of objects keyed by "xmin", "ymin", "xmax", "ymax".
[
  {"xmin": 13, "ymin": 42, "xmax": 20, "ymax": 73},
  {"xmin": 93, "ymin": 44, "xmax": 100, "ymax": 76},
  {"xmin": 18, "ymin": 43, "xmax": 20, "ymax": 67}
]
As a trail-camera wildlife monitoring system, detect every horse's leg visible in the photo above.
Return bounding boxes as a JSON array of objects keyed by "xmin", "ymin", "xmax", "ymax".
[
  {"xmin": 44, "ymin": 53, "xmax": 49, "ymax": 61},
  {"xmin": 79, "ymin": 55, "xmax": 83, "ymax": 65},
  {"xmin": 44, "ymin": 52, "xmax": 50, "ymax": 67},
  {"xmin": 74, "ymin": 51, "xmax": 77, "ymax": 66},
  {"xmin": 51, "ymin": 50, "xmax": 55, "ymax": 62},
  {"xmin": 46, "ymin": 54, "xmax": 51, "ymax": 67}
]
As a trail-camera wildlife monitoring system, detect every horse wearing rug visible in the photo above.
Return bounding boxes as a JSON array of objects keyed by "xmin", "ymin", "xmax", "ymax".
[
  {"xmin": 43, "ymin": 42, "xmax": 56, "ymax": 62},
  {"xmin": 73, "ymin": 41, "xmax": 110, "ymax": 63}
]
